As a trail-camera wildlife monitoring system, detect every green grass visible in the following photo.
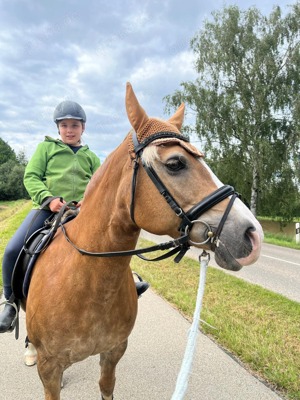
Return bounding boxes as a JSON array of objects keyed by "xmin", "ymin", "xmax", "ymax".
[
  {"xmin": 132, "ymin": 239, "xmax": 300, "ymax": 400},
  {"xmin": 263, "ymin": 232, "xmax": 300, "ymax": 250},
  {"xmin": 0, "ymin": 200, "xmax": 32, "ymax": 287},
  {"xmin": 1, "ymin": 201, "xmax": 299, "ymax": 399},
  {"xmin": 0, "ymin": 199, "xmax": 31, "ymax": 222},
  {"xmin": 259, "ymin": 216, "xmax": 300, "ymax": 223}
]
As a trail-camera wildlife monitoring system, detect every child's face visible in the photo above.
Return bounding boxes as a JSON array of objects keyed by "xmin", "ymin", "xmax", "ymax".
[{"xmin": 58, "ymin": 119, "xmax": 84, "ymax": 146}]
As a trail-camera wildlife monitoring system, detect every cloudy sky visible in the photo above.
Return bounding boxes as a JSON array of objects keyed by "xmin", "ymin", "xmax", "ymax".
[{"xmin": 0, "ymin": 0, "xmax": 295, "ymax": 162}]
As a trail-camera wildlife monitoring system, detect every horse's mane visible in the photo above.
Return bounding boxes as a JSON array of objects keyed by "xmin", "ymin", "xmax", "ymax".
[{"xmin": 84, "ymin": 132, "xmax": 132, "ymax": 198}]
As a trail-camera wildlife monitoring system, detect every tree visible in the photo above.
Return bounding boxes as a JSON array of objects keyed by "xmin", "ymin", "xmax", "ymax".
[
  {"xmin": 0, "ymin": 138, "xmax": 29, "ymax": 200},
  {"xmin": 0, "ymin": 138, "xmax": 17, "ymax": 165},
  {"xmin": 0, "ymin": 160, "xmax": 28, "ymax": 200},
  {"xmin": 17, "ymin": 150, "xmax": 28, "ymax": 166},
  {"xmin": 259, "ymin": 163, "xmax": 300, "ymax": 220},
  {"xmin": 164, "ymin": 4, "xmax": 300, "ymax": 217}
]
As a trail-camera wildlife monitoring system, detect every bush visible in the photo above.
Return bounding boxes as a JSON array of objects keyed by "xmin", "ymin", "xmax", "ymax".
[{"xmin": 0, "ymin": 161, "xmax": 29, "ymax": 200}]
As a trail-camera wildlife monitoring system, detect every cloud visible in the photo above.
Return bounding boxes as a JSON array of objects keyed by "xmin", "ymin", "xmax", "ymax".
[{"xmin": 0, "ymin": 0, "xmax": 294, "ymax": 163}]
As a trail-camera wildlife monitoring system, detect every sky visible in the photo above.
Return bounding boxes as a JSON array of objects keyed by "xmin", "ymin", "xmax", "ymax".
[{"xmin": 0, "ymin": 0, "xmax": 296, "ymax": 162}]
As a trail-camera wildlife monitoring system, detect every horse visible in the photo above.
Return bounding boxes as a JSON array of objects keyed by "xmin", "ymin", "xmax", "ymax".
[{"xmin": 24, "ymin": 82, "xmax": 263, "ymax": 400}]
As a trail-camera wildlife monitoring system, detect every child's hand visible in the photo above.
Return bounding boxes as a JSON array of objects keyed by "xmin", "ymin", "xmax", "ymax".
[{"xmin": 49, "ymin": 197, "xmax": 66, "ymax": 212}]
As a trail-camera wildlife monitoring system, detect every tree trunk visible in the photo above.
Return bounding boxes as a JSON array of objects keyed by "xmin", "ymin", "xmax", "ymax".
[{"xmin": 250, "ymin": 164, "xmax": 259, "ymax": 216}]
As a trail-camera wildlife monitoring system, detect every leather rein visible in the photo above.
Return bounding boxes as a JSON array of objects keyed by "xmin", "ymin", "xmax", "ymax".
[{"xmin": 60, "ymin": 131, "xmax": 238, "ymax": 263}]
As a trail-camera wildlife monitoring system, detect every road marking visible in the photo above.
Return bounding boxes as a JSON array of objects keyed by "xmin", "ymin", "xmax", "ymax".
[{"xmin": 262, "ymin": 254, "xmax": 300, "ymax": 266}]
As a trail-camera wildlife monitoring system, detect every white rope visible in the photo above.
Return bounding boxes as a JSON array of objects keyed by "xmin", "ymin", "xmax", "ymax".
[{"xmin": 171, "ymin": 250, "xmax": 210, "ymax": 400}]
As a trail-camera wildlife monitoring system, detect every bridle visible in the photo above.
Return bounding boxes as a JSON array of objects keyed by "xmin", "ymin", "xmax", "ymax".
[
  {"xmin": 60, "ymin": 131, "xmax": 238, "ymax": 262},
  {"xmin": 130, "ymin": 131, "xmax": 238, "ymax": 261}
]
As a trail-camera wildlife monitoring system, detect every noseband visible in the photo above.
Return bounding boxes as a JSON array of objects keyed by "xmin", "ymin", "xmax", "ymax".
[{"xmin": 130, "ymin": 131, "xmax": 238, "ymax": 260}]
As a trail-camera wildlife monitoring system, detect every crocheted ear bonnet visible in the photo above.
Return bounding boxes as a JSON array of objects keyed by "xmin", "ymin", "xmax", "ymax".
[{"xmin": 125, "ymin": 82, "xmax": 204, "ymax": 159}]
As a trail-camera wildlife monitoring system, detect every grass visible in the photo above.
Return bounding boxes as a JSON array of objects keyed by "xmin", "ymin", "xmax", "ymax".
[
  {"xmin": 132, "ymin": 239, "xmax": 300, "ymax": 400},
  {"xmin": 0, "ymin": 201, "xmax": 299, "ymax": 399},
  {"xmin": 0, "ymin": 199, "xmax": 31, "ymax": 222},
  {"xmin": 259, "ymin": 216, "xmax": 300, "ymax": 223},
  {"xmin": 263, "ymin": 232, "xmax": 300, "ymax": 250},
  {"xmin": 0, "ymin": 200, "xmax": 32, "ymax": 287}
]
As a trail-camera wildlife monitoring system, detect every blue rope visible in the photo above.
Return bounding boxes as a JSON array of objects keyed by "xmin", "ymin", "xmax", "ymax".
[{"xmin": 171, "ymin": 251, "xmax": 210, "ymax": 400}]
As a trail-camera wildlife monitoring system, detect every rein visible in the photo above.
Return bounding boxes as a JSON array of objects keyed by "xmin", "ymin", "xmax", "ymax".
[
  {"xmin": 58, "ymin": 131, "xmax": 238, "ymax": 263},
  {"xmin": 61, "ymin": 223, "xmax": 190, "ymax": 261}
]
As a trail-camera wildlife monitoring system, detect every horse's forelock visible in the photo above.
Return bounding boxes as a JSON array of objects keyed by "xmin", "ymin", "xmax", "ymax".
[{"xmin": 142, "ymin": 145, "xmax": 159, "ymax": 167}]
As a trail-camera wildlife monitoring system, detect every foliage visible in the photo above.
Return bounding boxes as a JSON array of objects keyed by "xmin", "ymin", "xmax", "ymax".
[
  {"xmin": 259, "ymin": 164, "xmax": 300, "ymax": 219},
  {"xmin": 16, "ymin": 150, "xmax": 28, "ymax": 166},
  {"xmin": 164, "ymin": 4, "xmax": 300, "ymax": 218},
  {"xmin": 0, "ymin": 137, "xmax": 17, "ymax": 165},
  {"xmin": 0, "ymin": 138, "xmax": 29, "ymax": 200},
  {"xmin": 0, "ymin": 161, "xmax": 28, "ymax": 200}
]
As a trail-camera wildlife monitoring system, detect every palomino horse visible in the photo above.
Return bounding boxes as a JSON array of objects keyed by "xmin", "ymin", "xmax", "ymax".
[{"xmin": 25, "ymin": 83, "xmax": 263, "ymax": 400}]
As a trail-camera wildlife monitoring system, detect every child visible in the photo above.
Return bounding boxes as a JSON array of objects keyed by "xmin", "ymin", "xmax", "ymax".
[{"xmin": 0, "ymin": 100, "xmax": 149, "ymax": 333}]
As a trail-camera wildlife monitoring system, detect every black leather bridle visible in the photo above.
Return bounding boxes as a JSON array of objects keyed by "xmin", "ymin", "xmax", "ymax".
[
  {"xmin": 60, "ymin": 131, "xmax": 238, "ymax": 263},
  {"xmin": 130, "ymin": 131, "xmax": 238, "ymax": 261}
]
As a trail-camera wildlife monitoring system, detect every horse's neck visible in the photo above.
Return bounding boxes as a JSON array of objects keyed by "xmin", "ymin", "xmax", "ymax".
[{"xmin": 70, "ymin": 143, "xmax": 140, "ymax": 252}]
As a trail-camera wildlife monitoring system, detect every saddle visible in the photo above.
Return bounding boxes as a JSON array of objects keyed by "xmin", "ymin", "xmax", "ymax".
[{"xmin": 11, "ymin": 208, "xmax": 78, "ymax": 301}]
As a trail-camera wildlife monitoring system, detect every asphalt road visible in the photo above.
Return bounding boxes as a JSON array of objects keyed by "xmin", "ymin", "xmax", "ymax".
[{"xmin": 140, "ymin": 230, "xmax": 300, "ymax": 303}]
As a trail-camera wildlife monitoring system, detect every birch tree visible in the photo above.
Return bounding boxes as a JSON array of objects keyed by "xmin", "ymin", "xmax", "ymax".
[{"xmin": 165, "ymin": 4, "xmax": 300, "ymax": 216}]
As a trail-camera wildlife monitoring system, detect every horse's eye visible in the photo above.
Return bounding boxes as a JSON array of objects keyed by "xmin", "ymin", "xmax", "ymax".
[{"xmin": 165, "ymin": 157, "xmax": 187, "ymax": 173}]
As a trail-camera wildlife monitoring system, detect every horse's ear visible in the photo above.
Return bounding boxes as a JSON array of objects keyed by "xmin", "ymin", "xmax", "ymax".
[
  {"xmin": 125, "ymin": 82, "xmax": 149, "ymax": 133},
  {"xmin": 168, "ymin": 103, "xmax": 185, "ymax": 131}
]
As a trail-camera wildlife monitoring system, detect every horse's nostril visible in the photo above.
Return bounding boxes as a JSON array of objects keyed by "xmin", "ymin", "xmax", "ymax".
[{"xmin": 245, "ymin": 227, "xmax": 259, "ymax": 252}]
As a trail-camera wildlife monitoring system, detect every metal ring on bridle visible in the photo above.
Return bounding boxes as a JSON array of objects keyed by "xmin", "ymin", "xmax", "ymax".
[{"xmin": 184, "ymin": 220, "xmax": 215, "ymax": 246}]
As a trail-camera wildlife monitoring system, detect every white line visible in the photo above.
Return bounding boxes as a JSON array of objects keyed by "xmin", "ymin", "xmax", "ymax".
[{"xmin": 262, "ymin": 254, "xmax": 300, "ymax": 266}]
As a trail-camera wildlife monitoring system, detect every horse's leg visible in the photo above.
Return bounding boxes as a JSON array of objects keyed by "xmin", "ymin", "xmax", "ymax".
[
  {"xmin": 24, "ymin": 341, "xmax": 37, "ymax": 366},
  {"xmin": 99, "ymin": 340, "xmax": 128, "ymax": 400},
  {"xmin": 36, "ymin": 351, "xmax": 64, "ymax": 400}
]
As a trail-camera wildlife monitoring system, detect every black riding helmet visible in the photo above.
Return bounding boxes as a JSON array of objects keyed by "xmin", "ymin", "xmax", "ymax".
[{"xmin": 53, "ymin": 100, "xmax": 86, "ymax": 124}]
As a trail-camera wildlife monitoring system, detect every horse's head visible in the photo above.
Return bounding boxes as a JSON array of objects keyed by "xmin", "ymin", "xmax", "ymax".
[{"xmin": 125, "ymin": 82, "xmax": 263, "ymax": 271}]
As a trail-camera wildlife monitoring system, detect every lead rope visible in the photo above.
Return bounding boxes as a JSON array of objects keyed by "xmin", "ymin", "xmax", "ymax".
[{"xmin": 171, "ymin": 250, "xmax": 211, "ymax": 400}]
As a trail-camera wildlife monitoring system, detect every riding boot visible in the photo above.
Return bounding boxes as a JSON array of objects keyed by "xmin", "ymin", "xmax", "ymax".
[
  {"xmin": 135, "ymin": 281, "xmax": 150, "ymax": 298},
  {"xmin": 0, "ymin": 299, "xmax": 20, "ymax": 333}
]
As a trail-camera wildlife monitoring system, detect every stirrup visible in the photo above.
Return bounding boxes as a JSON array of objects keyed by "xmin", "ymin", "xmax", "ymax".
[
  {"xmin": 0, "ymin": 300, "xmax": 20, "ymax": 339},
  {"xmin": 132, "ymin": 271, "xmax": 144, "ymax": 282},
  {"xmin": 133, "ymin": 271, "xmax": 150, "ymax": 298}
]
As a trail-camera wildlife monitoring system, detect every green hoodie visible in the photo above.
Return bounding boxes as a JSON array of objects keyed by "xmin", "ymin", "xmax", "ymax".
[{"xmin": 24, "ymin": 136, "xmax": 101, "ymax": 208}]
